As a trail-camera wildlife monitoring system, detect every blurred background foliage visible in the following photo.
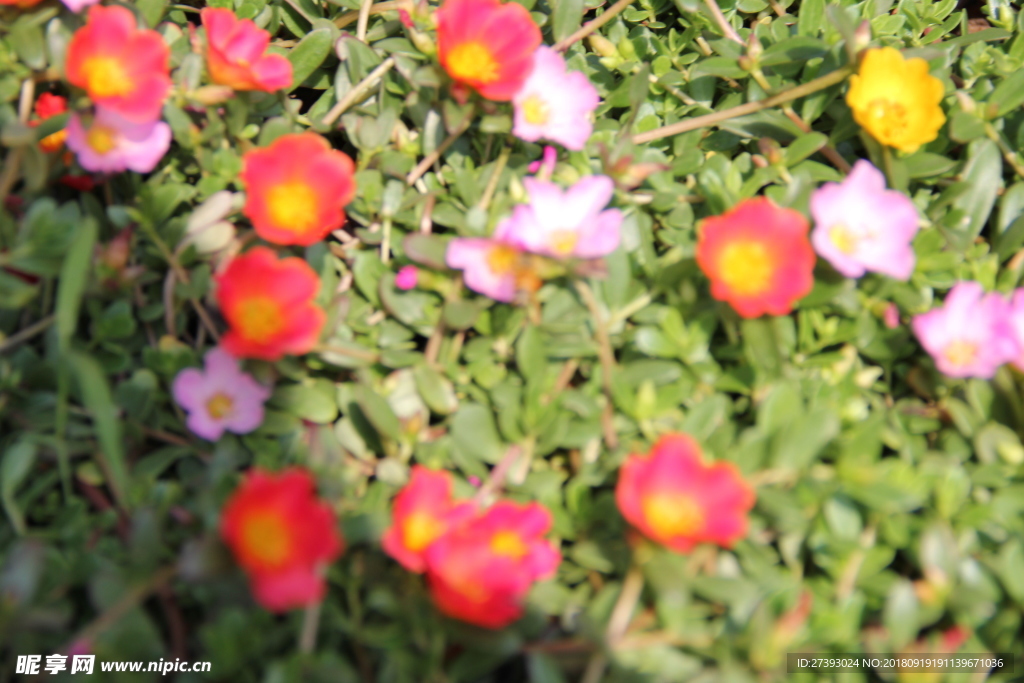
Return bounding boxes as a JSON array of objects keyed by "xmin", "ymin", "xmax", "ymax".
[{"xmin": 3, "ymin": 0, "xmax": 1024, "ymax": 680}]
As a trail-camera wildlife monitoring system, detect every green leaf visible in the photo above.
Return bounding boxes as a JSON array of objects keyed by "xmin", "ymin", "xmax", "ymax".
[
  {"xmin": 987, "ymin": 70, "xmax": 1024, "ymax": 118},
  {"xmin": 413, "ymin": 364, "xmax": 459, "ymax": 415},
  {"xmin": 951, "ymin": 138, "xmax": 1001, "ymax": 244},
  {"xmin": 551, "ymin": 0, "xmax": 583, "ymax": 43},
  {"xmin": 137, "ymin": 0, "xmax": 169, "ymax": 27},
  {"xmin": 403, "ymin": 234, "xmax": 449, "ymax": 269},
  {"xmin": 354, "ymin": 384, "xmax": 403, "ymax": 441},
  {"xmin": 287, "ymin": 29, "xmax": 334, "ymax": 92},
  {"xmin": 70, "ymin": 351, "xmax": 129, "ymax": 508},
  {"xmin": 1, "ymin": 440, "xmax": 37, "ymax": 535},
  {"xmin": 10, "ymin": 19, "xmax": 46, "ymax": 71},
  {"xmin": 784, "ymin": 132, "xmax": 828, "ymax": 166},
  {"xmin": 274, "ymin": 379, "xmax": 339, "ymax": 424},
  {"xmin": 451, "ymin": 403, "xmax": 505, "ymax": 464},
  {"xmin": 55, "ymin": 218, "xmax": 98, "ymax": 352}
]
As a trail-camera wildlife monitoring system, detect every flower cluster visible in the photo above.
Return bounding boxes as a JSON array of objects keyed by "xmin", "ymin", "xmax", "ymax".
[
  {"xmin": 436, "ymin": 0, "xmax": 599, "ymax": 149},
  {"xmin": 220, "ymin": 468, "xmax": 343, "ymax": 611},
  {"xmin": 382, "ymin": 467, "xmax": 560, "ymax": 628}
]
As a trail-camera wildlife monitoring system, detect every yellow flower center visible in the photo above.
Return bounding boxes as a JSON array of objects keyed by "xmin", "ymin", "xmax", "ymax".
[
  {"xmin": 943, "ymin": 340, "xmax": 978, "ymax": 368},
  {"xmin": 829, "ymin": 223, "xmax": 858, "ymax": 254},
  {"xmin": 402, "ymin": 511, "xmax": 444, "ymax": 552},
  {"xmin": 717, "ymin": 240, "xmax": 774, "ymax": 296},
  {"xmin": 81, "ymin": 56, "xmax": 133, "ymax": 98},
  {"xmin": 234, "ymin": 296, "xmax": 284, "ymax": 343},
  {"xmin": 267, "ymin": 181, "xmax": 319, "ymax": 234},
  {"xmin": 550, "ymin": 230, "xmax": 578, "ymax": 256},
  {"xmin": 490, "ymin": 530, "xmax": 528, "ymax": 559},
  {"xmin": 86, "ymin": 125, "xmax": 117, "ymax": 154},
  {"xmin": 446, "ymin": 41, "xmax": 499, "ymax": 84},
  {"xmin": 206, "ymin": 392, "xmax": 234, "ymax": 420},
  {"xmin": 522, "ymin": 95, "xmax": 550, "ymax": 125},
  {"xmin": 486, "ymin": 244, "xmax": 519, "ymax": 275},
  {"xmin": 240, "ymin": 510, "xmax": 291, "ymax": 568},
  {"xmin": 642, "ymin": 493, "xmax": 705, "ymax": 540},
  {"xmin": 866, "ymin": 98, "xmax": 909, "ymax": 145}
]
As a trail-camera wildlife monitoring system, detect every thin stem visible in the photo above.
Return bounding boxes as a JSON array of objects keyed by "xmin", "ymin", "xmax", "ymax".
[
  {"xmin": 782, "ymin": 106, "xmax": 851, "ymax": 174},
  {"xmin": 299, "ymin": 600, "xmax": 322, "ymax": 654},
  {"xmin": 473, "ymin": 444, "xmax": 524, "ymax": 505},
  {"xmin": 554, "ymin": 0, "xmax": 636, "ymax": 51},
  {"xmin": 63, "ymin": 565, "xmax": 178, "ymax": 653},
  {"xmin": 986, "ymin": 123, "xmax": 1024, "ymax": 180},
  {"xmin": 317, "ymin": 343, "xmax": 381, "ymax": 363},
  {"xmin": 356, "ymin": 0, "xmax": 373, "ymax": 41},
  {"xmin": 476, "ymin": 146, "xmax": 511, "ymax": 212},
  {"xmin": 703, "ymin": 0, "xmax": 743, "ymax": 44},
  {"xmin": 406, "ymin": 106, "xmax": 476, "ymax": 185},
  {"xmin": 575, "ymin": 281, "xmax": 618, "ymax": 449},
  {"xmin": 334, "ymin": 0, "xmax": 407, "ymax": 28},
  {"xmin": 632, "ymin": 65, "xmax": 854, "ymax": 144},
  {"xmin": 322, "ymin": 57, "xmax": 396, "ymax": 127},
  {"xmin": 0, "ymin": 314, "xmax": 54, "ymax": 354},
  {"xmin": 581, "ymin": 564, "xmax": 646, "ymax": 683}
]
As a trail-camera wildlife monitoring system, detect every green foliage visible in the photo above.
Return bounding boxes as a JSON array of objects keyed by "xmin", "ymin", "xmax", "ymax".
[{"xmin": 3, "ymin": 0, "xmax": 1024, "ymax": 680}]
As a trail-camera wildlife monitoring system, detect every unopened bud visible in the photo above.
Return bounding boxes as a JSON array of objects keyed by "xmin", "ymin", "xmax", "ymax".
[
  {"xmin": 738, "ymin": 55, "xmax": 754, "ymax": 72},
  {"xmin": 189, "ymin": 85, "xmax": 235, "ymax": 106},
  {"xmin": 587, "ymin": 34, "xmax": 618, "ymax": 58},
  {"xmin": 758, "ymin": 137, "xmax": 783, "ymax": 165},
  {"xmin": 407, "ymin": 26, "xmax": 436, "ymax": 57},
  {"xmin": 745, "ymin": 34, "xmax": 763, "ymax": 61},
  {"xmin": 852, "ymin": 20, "xmax": 872, "ymax": 53}
]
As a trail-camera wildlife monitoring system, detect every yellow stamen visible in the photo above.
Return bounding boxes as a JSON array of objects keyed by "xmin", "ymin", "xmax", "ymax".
[
  {"xmin": 402, "ymin": 512, "xmax": 444, "ymax": 552},
  {"xmin": 206, "ymin": 393, "xmax": 234, "ymax": 420},
  {"xmin": 522, "ymin": 95, "xmax": 550, "ymax": 125},
  {"xmin": 866, "ymin": 98, "xmax": 910, "ymax": 145},
  {"xmin": 81, "ymin": 56, "xmax": 133, "ymax": 98},
  {"xmin": 642, "ymin": 493, "xmax": 705, "ymax": 539},
  {"xmin": 266, "ymin": 181, "xmax": 319, "ymax": 234},
  {"xmin": 235, "ymin": 296, "xmax": 284, "ymax": 343},
  {"xmin": 490, "ymin": 530, "xmax": 528, "ymax": 559},
  {"xmin": 943, "ymin": 340, "xmax": 978, "ymax": 368},
  {"xmin": 240, "ymin": 511, "xmax": 291, "ymax": 567},
  {"xmin": 717, "ymin": 241, "xmax": 774, "ymax": 296},
  {"xmin": 549, "ymin": 230, "xmax": 578, "ymax": 256},
  {"xmin": 446, "ymin": 41, "xmax": 499, "ymax": 84},
  {"xmin": 86, "ymin": 125, "xmax": 117, "ymax": 154},
  {"xmin": 829, "ymin": 224, "xmax": 858, "ymax": 254},
  {"xmin": 486, "ymin": 244, "xmax": 519, "ymax": 275}
]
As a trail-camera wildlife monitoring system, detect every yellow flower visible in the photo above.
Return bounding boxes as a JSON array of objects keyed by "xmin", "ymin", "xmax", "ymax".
[{"xmin": 846, "ymin": 47, "xmax": 946, "ymax": 153}]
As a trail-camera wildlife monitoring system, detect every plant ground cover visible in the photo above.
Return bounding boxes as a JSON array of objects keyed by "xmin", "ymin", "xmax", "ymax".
[{"xmin": 3, "ymin": 0, "xmax": 1024, "ymax": 680}]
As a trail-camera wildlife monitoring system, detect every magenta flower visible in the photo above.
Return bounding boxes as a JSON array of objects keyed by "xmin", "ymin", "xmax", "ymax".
[
  {"xmin": 396, "ymin": 265, "xmax": 419, "ymax": 290},
  {"xmin": 66, "ymin": 107, "xmax": 172, "ymax": 174},
  {"xmin": 527, "ymin": 145, "xmax": 558, "ymax": 176},
  {"xmin": 911, "ymin": 282, "xmax": 1018, "ymax": 379},
  {"xmin": 494, "ymin": 175, "xmax": 622, "ymax": 259},
  {"xmin": 512, "ymin": 47, "xmax": 600, "ymax": 151},
  {"xmin": 446, "ymin": 238, "xmax": 533, "ymax": 302},
  {"xmin": 61, "ymin": 0, "xmax": 100, "ymax": 11},
  {"xmin": 810, "ymin": 160, "xmax": 919, "ymax": 280},
  {"xmin": 172, "ymin": 347, "xmax": 272, "ymax": 441}
]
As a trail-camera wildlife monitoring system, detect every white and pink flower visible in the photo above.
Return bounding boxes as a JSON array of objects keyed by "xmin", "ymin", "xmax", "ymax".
[
  {"xmin": 172, "ymin": 347, "xmax": 272, "ymax": 441},
  {"xmin": 512, "ymin": 47, "xmax": 599, "ymax": 151},
  {"xmin": 66, "ymin": 106, "xmax": 171, "ymax": 174}
]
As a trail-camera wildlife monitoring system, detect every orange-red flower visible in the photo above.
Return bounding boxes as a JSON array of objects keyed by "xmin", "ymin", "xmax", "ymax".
[
  {"xmin": 381, "ymin": 466, "xmax": 477, "ymax": 573},
  {"xmin": 424, "ymin": 501, "xmax": 560, "ymax": 628},
  {"xmin": 29, "ymin": 94, "xmax": 68, "ymax": 153},
  {"xmin": 201, "ymin": 8, "xmax": 293, "ymax": 92},
  {"xmin": 65, "ymin": 5, "xmax": 171, "ymax": 123},
  {"xmin": 436, "ymin": 0, "xmax": 541, "ymax": 101},
  {"xmin": 239, "ymin": 133, "xmax": 356, "ymax": 246},
  {"xmin": 215, "ymin": 246, "xmax": 326, "ymax": 360},
  {"xmin": 221, "ymin": 468, "xmax": 343, "ymax": 612},
  {"xmin": 695, "ymin": 197, "xmax": 815, "ymax": 318},
  {"xmin": 615, "ymin": 433, "xmax": 755, "ymax": 554}
]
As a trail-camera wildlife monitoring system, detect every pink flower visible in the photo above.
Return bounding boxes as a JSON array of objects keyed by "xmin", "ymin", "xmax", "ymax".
[
  {"xmin": 172, "ymin": 347, "xmax": 272, "ymax": 441},
  {"xmin": 495, "ymin": 176, "xmax": 622, "ymax": 259},
  {"xmin": 66, "ymin": 107, "xmax": 171, "ymax": 174},
  {"xmin": 527, "ymin": 145, "xmax": 558, "ymax": 175},
  {"xmin": 60, "ymin": 0, "xmax": 99, "ymax": 12},
  {"xmin": 810, "ymin": 160, "xmax": 919, "ymax": 280},
  {"xmin": 396, "ymin": 265, "xmax": 419, "ymax": 290},
  {"xmin": 446, "ymin": 238, "xmax": 539, "ymax": 302},
  {"xmin": 911, "ymin": 282, "xmax": 1018, "ymax": 379},
  {"xmin": 513, "ymin": 47, "xmax": 599, "ymax": 151}
]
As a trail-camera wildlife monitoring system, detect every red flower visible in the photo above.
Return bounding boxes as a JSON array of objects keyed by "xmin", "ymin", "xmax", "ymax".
[
  {"xmin": 201, "ymin": 8, "xmax": 293, "ymax": 92},
  {"xmin": 29, "ymin": 94, "xmax": 69, "ymax": 153},
  {"xmin": 695, "ymin": 197, "xmax": 815, "ymax": 318},
  {"xmin": 215, "ymin": 246, "xmax": 326, "ymax": 360},
  {"xmin": 220, "ymin": 468, "xmax": 344, "ymax": 612},
  {"xmin": 436, "ymin": 0, "xmax": 541, "ymax": 101},
  {"xmin": 615, "ymin": 433, "xmax": 755, "ymax": 554},
  {"xmin": 65, "ymin": 6, "xmax": 171, "ymax": 123},
  {"xmin": 239, "ymin": 133, "xmax": 356, "ymax": 246},
  {"xmin": 381, "ymin": 466, "xmax": 476, "ymax": 573},
  {"xmin": 424, "ymin": 501, "xmax": 560, "ymax": 628}
]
